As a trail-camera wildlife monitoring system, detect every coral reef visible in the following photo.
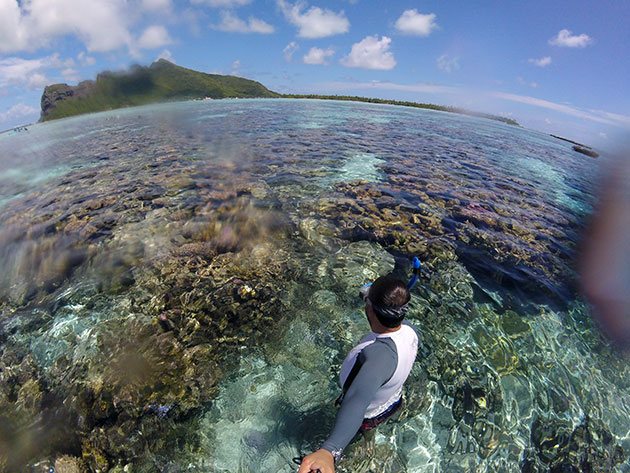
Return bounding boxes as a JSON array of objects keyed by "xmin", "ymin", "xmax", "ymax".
[
  {"xmin": 0, "ymin": 99, "xmax": 625, "ymax": 472},
  {"xmin": 305, "ymin": 177, "xmax": 583, "ymax": 310},
  {"xmin": 523, "ymin": 416, "xmax": 625, "ymax": 472}
]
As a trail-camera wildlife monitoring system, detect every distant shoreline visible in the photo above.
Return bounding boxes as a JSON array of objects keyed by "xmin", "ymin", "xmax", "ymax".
[
  {"xmin": 0, "ymin": 124, "xmax": 32, "ymax": 135},
  {"xmin": 280, "ymin": 94, "xmax": 521, "ymax": 126},
  {"xmin": 2, "ymin": 95, "xmax": 520, "ymax": 133},
  {"xmin": 34, "ymin": 59, "xmax": 520, "ymax": 128},
  {"xmin": 1, "ymin": 98, "xmax": 600, "ymax": 153}
]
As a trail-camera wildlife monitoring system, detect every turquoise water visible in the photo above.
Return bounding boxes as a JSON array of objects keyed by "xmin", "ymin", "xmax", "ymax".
[{"xmin": 0, "ymin": 99, "xmax": 627, "ymax": 472}]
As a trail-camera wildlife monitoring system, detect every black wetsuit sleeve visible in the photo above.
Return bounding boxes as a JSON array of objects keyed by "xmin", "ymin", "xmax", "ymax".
[{"xmin": 321, "ymin": 340, "xmax": 397, "ymax": 454}]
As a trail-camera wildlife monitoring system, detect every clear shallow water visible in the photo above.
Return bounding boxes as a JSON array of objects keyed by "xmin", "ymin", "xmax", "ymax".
[{"xmin": 0, "ymin": 99, "xmax": 627, "ymax": 472}]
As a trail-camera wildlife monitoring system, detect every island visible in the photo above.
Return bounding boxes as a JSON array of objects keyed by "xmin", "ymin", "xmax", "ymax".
[
  {"xmin": 40, "ymin": 59, "xmax": 519, "ymax": 126},
  {"xmin": 281, "ymin": 94, "xmax": 520, "ymax": 126},
  {"xmin": 40, "ymin": 59, "xmax": 278, "ymax": 121}
]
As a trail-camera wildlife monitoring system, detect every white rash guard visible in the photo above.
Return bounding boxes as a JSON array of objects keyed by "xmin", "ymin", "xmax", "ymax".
[{"xmin": 321, "ymin": 322, "xmax": 418, "ymax": 455}]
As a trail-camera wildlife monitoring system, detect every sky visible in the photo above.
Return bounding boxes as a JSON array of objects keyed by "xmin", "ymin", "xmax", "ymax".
[{"xmin": 1, "ymin": 0, "xmax": 629, "ymax": 149}]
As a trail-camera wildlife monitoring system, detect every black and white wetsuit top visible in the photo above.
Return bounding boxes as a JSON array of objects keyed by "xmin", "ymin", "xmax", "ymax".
[{"xmin": 321, "ymin": 322, "xmax": 418, "ymax": 455}]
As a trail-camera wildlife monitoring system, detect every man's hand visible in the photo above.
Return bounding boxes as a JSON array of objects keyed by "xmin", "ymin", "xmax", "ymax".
[{"xmin": 297, "ymin": 448, "xmax": 335, "ymax": 473}]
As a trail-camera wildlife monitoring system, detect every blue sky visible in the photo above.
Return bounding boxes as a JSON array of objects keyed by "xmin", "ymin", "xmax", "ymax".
[{"xmin": 1, "ymin": 0, "xmax": 628, "ymax": 149}]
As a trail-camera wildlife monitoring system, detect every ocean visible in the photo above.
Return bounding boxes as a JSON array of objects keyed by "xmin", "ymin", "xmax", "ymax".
[{"xmin": 0, "ymin": 99, "xmax": 627, "ymax": 472}]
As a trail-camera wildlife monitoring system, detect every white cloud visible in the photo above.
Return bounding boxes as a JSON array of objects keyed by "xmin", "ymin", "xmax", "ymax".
[
  {"xmin": 340, "ymin": 35, "xmax": 396, "ymax": 70},
  {"xmin": 549, "ymin": 29, "xmax": 592, "ymax": 48},
  {"xmin": 231, "ymin": 59, "xmax": 241, "ymax": 74},
  {"xmin": 0, "ymin": 103, "xmax": 39, "ymax": 123},
  {"xmin": 213, "ymin": 11, "xmax": 274, "ymax": 34},
  {"xmin": 394, "ymin": 9, "xmax": 437, "ymax": 37},
  {"xmin": 0, "ymin": 56, "xmax": 50, "ymax": 90},
  {"xmin": 491, "ymin": 91, "xmax": 630, "ymax": 128},
  {"xmin": 278, "ymin": 0, "xmax": 349, "ymax": 38},
  {"xmin": 60, "ymin": 57, "xmax": 75, "ymax": 68},
  {"xmin": 599, "ymin": 132, "xmax": 607, "ymax": 139},
  {"xmin": 141, "ymin": 0, "xmax": 172, "ymax": 11},
  {"xmin": 0, "ymin": 53, "xmax": 89, "ymax": 92},
  {"xmin": 77, "ymin": 52, "xmax": 96, "ymax": 66},
  {"xmin": 138, "ymin": 25, "xmax": 173, "ymax": 49},
  {"xmin": 528, "ymin": 56, "xmax": 552, "ymax": 67},
  {"xmin": 0, "ymin": 57, "xmax": 47, "ymax": 83},
  {"xmin": 27, "ymin": 72, "xmax": 50, "ymax": 89},
  {"xmin": 61, "ymin": 68, "xmax": 80, "ymax": 82},
  {"xmin": 283, "ymin": 41, "xmax": 299, "ymax": 62},
  {"xmin": 587, "ymin": 109, "xmax": 630, "ymax": 128},
  {"xmin": 0, "ymin": 1, "xmax": 185, "ymax": 54},
  {"xmin": 0, "ymin": 0, "xmax": 134, "ymax": 53},
  {"xmin": 157, "ymin": 49, "xmax": 174, "ymax": 62},
  {"xmin": 191, "ymin": 0, "xmax": 251, "ymax": 7},
  {"xmin": 182, "ymin": 7, "xmax": 205, "ymax": 37},
  {"xmin": 517, "ymin": 76, "xmax": 538, "ymax": 88},
  {"xmin": 247, "ymin": 17, "xmax": 275, "ymax": 34},
  {"xmin": 303, "ymin": 47, "xmax": 334, "ymax": 65},
  {"xmin": 0, "ymin": 1, "xmax": 32, "ymax": 52},
  {"xmin": 437, "ymin": 54, "xmax": 459, "ymax": 73},
  {"xmin": 322, "ymin": 80, "xmax": 458, "ymax": 95}
]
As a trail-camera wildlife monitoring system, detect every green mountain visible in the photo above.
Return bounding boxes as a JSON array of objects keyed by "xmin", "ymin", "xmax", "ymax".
[{"xmin": 40, "ymin": 59, "xmax": 279, "ymax": 121}]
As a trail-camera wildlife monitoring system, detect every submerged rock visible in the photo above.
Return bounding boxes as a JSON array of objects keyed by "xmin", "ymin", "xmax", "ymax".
[
  {"xmin": 324, "ymin": 240, "xmax": 394, "ymax": 296},
  {"xmin": 526, "ymin": 416, "xmax": 625, "ymax": 472},
  {"xmin": 304, "ymin": 174, "xmax": 584, "ymax": 309},
  {"xmin": 572, "ymin": 145, "xmax": 599, "ymax": 158},
  {"xmin": 54, "ymin": 455, "xmax": 86, "ymax": 473}
]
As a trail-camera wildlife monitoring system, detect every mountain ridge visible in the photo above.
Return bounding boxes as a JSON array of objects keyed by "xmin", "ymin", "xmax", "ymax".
[{"xmin": 40, "ymin": 59, "xmax": 279, "ymax": 121}]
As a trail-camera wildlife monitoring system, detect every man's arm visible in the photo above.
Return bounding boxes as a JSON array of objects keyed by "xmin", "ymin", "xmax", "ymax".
[
  {"xmin": 321, "ymin": 340, "xmax": 397, "ymax": 455},
  {"xmin": 298, "ymin": 341, "xmax": 396, "ymax": 473}
]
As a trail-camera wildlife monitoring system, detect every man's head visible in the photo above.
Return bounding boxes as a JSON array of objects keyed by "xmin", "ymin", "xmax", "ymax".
[{"xmin": 365, "ymin": 275, "xmax": 411, "ymax": 329}]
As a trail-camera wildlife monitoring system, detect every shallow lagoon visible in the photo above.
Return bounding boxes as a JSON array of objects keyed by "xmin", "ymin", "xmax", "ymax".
[{"xmin": 0, "ymin": 99, "xmax": 627, "ymax": 472}]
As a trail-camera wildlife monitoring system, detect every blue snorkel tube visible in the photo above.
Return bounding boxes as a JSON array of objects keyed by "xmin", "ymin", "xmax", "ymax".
[
  {"xmin": 407, "ymin": 256, "xmax": 422, "ymax": 290},
  {"xmin": 359, "ymin": 256, "xmax": 423, "ymax": 300}
]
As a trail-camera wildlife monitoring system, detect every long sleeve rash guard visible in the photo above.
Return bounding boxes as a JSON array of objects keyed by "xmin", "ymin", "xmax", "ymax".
[{"xmin": 320, "ymin": 338, "xmax": 398, "ymax": 454}]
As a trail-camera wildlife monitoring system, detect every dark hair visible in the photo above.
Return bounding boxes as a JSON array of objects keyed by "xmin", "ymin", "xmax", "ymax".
[{"xmin": 368, "ymin": 275, "xmax": 411, "ymax": 328}]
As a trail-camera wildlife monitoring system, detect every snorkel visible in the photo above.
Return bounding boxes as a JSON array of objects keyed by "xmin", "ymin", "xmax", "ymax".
[
  {"xmin": 407, "ymin": 256, "xmax": 422, "ymax": 290},
  {"xmin": 359, "ymin": 256, "xmax": 423, "ymax": 301}
]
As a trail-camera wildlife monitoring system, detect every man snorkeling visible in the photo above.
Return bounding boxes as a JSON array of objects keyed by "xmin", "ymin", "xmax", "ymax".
[{"xmin": 298, "ymin": 274, "xmax": 419, "ymax": 473}]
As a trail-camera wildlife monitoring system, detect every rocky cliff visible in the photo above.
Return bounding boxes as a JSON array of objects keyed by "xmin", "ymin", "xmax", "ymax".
[{"xmin": 40, "ymin": 80, "xmax": 96, "ymax": 120}]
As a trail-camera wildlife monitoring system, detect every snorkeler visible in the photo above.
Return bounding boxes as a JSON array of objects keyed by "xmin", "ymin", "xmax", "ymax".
[{"xmin": 297, "ymin": 275, "xmax": 419, "ymax": 473}]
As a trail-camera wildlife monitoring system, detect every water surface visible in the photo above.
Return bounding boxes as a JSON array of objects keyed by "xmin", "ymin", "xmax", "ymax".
[{"xmin": 0, "ymin": 99, "xmax": 627, "ymax": 472}]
